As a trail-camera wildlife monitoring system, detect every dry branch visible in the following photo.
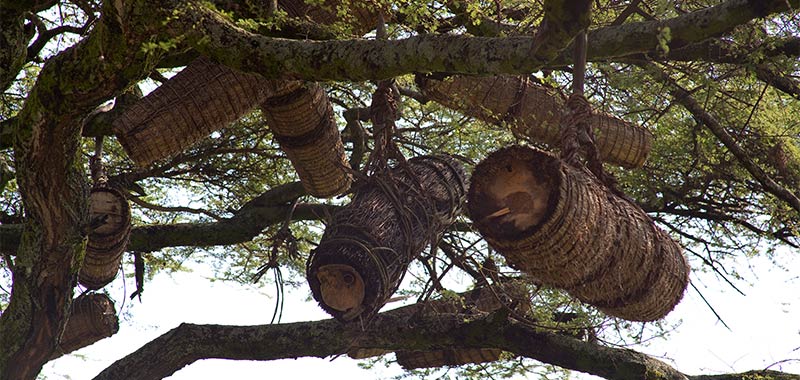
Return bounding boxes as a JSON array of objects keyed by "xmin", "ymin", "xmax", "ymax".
[
  {"xmin": 467, "ymin": 146, "xmax": 689, "ymax": 321},
  {"xmin": 418, "ymin": 75, "xmax": 653, "ymax": 168}
]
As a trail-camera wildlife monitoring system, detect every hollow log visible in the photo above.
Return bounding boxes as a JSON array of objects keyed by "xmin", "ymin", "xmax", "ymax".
[
  {"xmin": 467, "ymin": 146, "xmax": 689, "ymax": 321},
  {"xmin": 307, "ymin": 155, "xmax": 467, "ymax": 322},
  {"xmin": 112, "ymin": 56, "xmax": 282, "ymax": 167},
  {"xmin": 80, "ymin": 187, "xmax": 131, "ymax": 290},
  {"xmin": 417, "ymin": 75, "xmax": 653, "ymax": 168},
  {"xmin": 260, "ymin": 83, "xmax": 352, "ymax": 197},
  {"xmin": 51, "ymin": 293, "xmax": 119, "ymax": 360}
]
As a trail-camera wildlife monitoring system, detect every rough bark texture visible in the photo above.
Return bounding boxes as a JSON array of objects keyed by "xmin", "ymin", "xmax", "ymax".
[
  {"xmin": 92, "ymin": 304, "xmax": 798, "ymax": 380},
  {"xmin": 175, "ymin": 0, "xmax": 797, "ymax": 81},
  {"xmin": 0, "ymin": 0, "xmax": 177, "ymax": 377}
]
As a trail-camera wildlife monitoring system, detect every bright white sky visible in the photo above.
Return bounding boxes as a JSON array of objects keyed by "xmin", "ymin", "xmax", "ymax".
[{"xmin": 42, "ymin": 249, "xmax": 799, "ymax": 379}]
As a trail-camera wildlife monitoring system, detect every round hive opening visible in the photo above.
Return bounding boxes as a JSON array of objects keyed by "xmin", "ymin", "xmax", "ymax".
[
  {"xmin": 90, "ymin": 188, "xmax": 129, "ymax": 236},
  {"xmin": 317, "ymin": 264, "xmax": 365, "ymax": 314},
  {"xmin": 468, "ymin": 147, "xmax": 559, "ymax": 240}
]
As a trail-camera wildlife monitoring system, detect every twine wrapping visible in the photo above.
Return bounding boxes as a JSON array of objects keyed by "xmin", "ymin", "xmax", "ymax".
[
  {"xmin": 307, "ymin": 155, "xmax": 467, "ymax": 322},
  {"xmin": 418, "ymin": 75, "xmax": 652, "ymax": 168}
]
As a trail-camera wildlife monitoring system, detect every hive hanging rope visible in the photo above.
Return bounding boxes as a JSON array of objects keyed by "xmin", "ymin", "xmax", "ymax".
[{"xmin": 80, "ymin": 137, "xmax": 132, "ymax": 290}]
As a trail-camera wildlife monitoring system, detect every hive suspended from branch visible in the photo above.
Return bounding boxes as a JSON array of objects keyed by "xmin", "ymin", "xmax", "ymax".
[
  {"xmin": 307, "ymin": 155, "xmax": 467, "ymax": 322},
  {"xmin": 467, "ymin": 146, "xmax": 689, "ymax": 321},
  {"xmin": 112, "ymin": 57, "xmax": 352, "ymax": 197},
  {"xmin": 52, "ymin": 293, "xmax": 119, "ymax": 359},
  {"xmin": 80, "ymin": 185, "xmax": 131, "ymax": 290},
  {"xmin": 112, "ymin": 57, "xmax": 279, "ymax": 167},
  {"xmin": 417, "ymin": 75, "xmax": 652, "ymax": 168},
  {"xmin": 260, "ymin": 82, "xmax": 352, "ymax": 197}
]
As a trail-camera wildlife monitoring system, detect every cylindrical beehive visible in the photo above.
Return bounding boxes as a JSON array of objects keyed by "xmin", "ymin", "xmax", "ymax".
[
  {"xmin": 79, "ymin": 187, "xmax": 131, "ymax": 290},
  {"xmin": 307, "ymin": 155, "xmax": 467, "ymax": 322},
  {"xmin": 260, "ymin": 83, "xmax": 352, "ymax": 197},
  {"xmin": 467, "ymin": 146, "xmax": 689, "ymax": 321},
  {"xmin": 53, "ymin": 293, "xmax": 119, "ymax": 359},
  {"xmin": 418, "ymin": 75, "xmax": 653, "ymax": 169},
  {"xmin": 112, "ymin": 57, "xmax": 289, "ymax": 167}
]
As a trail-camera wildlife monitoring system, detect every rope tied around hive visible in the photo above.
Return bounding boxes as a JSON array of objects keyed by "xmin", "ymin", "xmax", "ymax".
[{"xmin": 307, "ymin": 155, "xmax": 466, "ymax": 322}]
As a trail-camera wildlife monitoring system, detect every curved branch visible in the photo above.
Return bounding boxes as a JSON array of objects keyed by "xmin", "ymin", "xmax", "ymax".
[
  {"xmin": 175, "ymin": 0, "xmax": 798, "ymax": 82},
  {"xmin": 92, "ymin": 308, "xmax": 799, "ymax": 380},
  {"xmin": 641, "ymin": 62, "xmax": 800, "ymax": 214}
]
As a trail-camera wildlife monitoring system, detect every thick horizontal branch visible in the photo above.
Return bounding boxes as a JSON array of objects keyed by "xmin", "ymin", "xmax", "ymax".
[
  {"xmin": 92, "ymin": 307, "xmax": 799, "ymax": 380},
  {"xmin": 175, "ymin": 0, "xmax": 798, "ymax": 82},
  {"xmin": 0, "ymin": 182, "xmax": 336, "ymax": 254},
  {"xmin": 549, "ymin": 0, "xmax": 799, "ymax": 66}
]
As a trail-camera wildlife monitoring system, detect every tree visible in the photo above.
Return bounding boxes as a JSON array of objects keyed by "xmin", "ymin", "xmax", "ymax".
[{"xmin": 0, "ymin": 0, "xmax": 799, "ymax": 379}]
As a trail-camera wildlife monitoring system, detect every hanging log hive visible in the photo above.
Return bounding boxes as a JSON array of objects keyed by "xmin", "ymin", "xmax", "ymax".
[
  {"xmin": 307, "ymin": 155, "xmax": 467, "ymax": 322},
  {"xmin": 112, "ymin": 57, "xmax": 280, "ymax": 167},
  {"xmin": 112, "ymin": 57, "xmax": 352, "ymax": 197},
  {"xmin": 260, "ymin": 82, "xmax": 352, "ymax": 197},
  {"xmin": 467, "ymin": 146, "xmax": 689, "ymax": 321},
  {"xmin": 52, "ymin": 293, "xmax": 119, "ymax": 359},
  {"xmin": 79, "ymin": 186, "xmax": 131, "ymax": 290},
  {"xmin": 418, "ymin": 75, "xmax": 653, "ymax": 169}
]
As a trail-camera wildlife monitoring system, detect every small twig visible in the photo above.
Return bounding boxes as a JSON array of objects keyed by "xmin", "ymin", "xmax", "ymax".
[{"xmin": 127, "ymin": 194, "xmax": 224, "ymax": 220}]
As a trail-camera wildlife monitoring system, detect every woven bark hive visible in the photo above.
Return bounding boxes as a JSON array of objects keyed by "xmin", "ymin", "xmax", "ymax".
[
  {"xmin": 260, "ymin": 82, "xmax": 352, "ymax": 197},
  {"xmin": 79, "ymin": 186, "xmax": 131, "ymax": 290},
  {"xmin": 418, "ymin": 75, "xmax": 653, "ymax": 169},
  {"xmin": 112, "ymin": 57, "xmax": 281, "ymax": 167},
  {"xmin": 53, "ymin": 293, "xmax": 118, "ymax": 359},
  {"xmin": 467, "ymin": 146, "xmax": 689, "ymax": 321},
  {"xmin": 307, "ymin": 155, "xmax": 467, "ymax": 322}
]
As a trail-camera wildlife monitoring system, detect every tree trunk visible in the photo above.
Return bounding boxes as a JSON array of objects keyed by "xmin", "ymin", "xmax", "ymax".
[
  {"xmin": 467, "ymin": 146, "xmax": 689, "ymax": 321},
  {"xmin": 417, "ymin": 75, "xmax": 653, "ymax": 168}
]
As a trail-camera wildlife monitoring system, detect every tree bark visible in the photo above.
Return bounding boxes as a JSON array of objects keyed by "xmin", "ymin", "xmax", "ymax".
[
  {"xmin": 0, "ymin": 1, "xmax": 180, "ymax": 377},
  {"xmin": 172, "ymin": 0, "xmax": 797, "ymax": 82},
  {"xmin": 93, "ymin": 305, "xmax": 798, "ymax": 380}
]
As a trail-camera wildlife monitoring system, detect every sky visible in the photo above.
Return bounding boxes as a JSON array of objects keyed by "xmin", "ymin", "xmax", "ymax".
[{"xmin": 41, "ymin": 248, "xmax": 799, "ymax": 380}]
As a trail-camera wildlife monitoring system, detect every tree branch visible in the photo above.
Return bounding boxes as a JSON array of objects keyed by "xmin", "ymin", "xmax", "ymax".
[
  {"xmin": 92, "ymin": 307, "xmax": 799, "ymax": 380},
  {"xmin": 641, "ymin": 62, "xmax": 800, "ymax": 214},
  {"xmin": 548, "ymin": 0, "xmax": 799, "ymax": 66}
]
